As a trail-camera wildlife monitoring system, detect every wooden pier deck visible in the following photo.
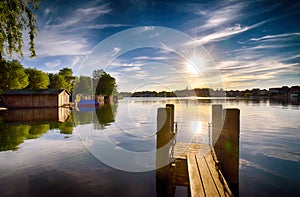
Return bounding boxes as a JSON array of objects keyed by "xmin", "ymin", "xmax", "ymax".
[
  {"xmin": 156, "ymin": 104, "xmax": 239, "ymax": 197},
  {"xmin": 171, "ymin": 143, "xmax": 233, "ymax": 197}
]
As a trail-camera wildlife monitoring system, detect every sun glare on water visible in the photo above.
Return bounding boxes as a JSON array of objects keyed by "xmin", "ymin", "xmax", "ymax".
[{"xmin": 190, "ymin": 121, "xmax": 203, "ymax": 134}]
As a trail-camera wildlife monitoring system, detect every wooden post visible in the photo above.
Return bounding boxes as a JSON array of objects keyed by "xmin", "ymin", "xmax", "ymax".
[
  {"xmin": 212, "ymin": 104, "xmax": 223, "ymax": 161},
  {"xmin": 156, "ymin": 107, "xmax": 173, "ymax": 197},
  {"xmin": 221, "ymin": 108, "xmax": 240, "ymax": 192},
  {"xmin": 156, "ymin": 107, "xmax": 172, "ymax": 170},
  {"xmin": 166, "ymin": 104, "xmax": 174, "ymax": 133}
]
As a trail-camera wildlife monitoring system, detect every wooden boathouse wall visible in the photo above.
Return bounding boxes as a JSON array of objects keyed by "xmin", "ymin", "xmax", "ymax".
[{"xmin": 0, "ymin": 89, "xmax": 70, "ymax": 108}]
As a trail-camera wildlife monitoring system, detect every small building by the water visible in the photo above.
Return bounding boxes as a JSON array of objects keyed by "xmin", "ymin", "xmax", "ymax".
[{"xmin": 0, "ymin": 89, "xmax": 70, "ymax": 108}]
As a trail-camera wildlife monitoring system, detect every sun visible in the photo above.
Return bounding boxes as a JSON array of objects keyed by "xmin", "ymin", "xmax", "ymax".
[{"xmin": 185, "ymin": 56, "xmax": 203, "ymax": 74}]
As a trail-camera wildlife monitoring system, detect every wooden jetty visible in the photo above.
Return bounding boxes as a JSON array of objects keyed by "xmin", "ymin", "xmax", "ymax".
[{"xmin": 156, "ymin": 104, "xmax": 240, "ymax": 197}]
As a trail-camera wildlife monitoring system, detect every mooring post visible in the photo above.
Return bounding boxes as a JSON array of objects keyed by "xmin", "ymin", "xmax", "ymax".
[
  {"xmin": 156, "ymin": 107, "xmax": 172, "ymax": 151},
  {"xmin": 156, "ymin": 107, "xmax": 173, "ymax": 197},
  {"xmin": 221, "ymin": 108, "xmax": 240, "ymax": 193},
  {"xmin": 166, "ymin": 104, "xmax": 174, "ymax": 134},
  {"xmin": 212, "ymin": 104, "xmax": 223, "ymax": 161}
]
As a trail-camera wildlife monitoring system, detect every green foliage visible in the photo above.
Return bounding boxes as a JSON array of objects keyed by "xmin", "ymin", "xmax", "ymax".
[
  {"xmin": 50, "ymin": 112, "xmax": 74, "ymax": 134},
  {"xmin": 95, "ymin": 104, "xmax": 115, "ymax": 130},
  {"xmin": 0, "ymin": 112, "xmax": 75, "ymax": 151},
  {"xmin": 245, "ymin": 92, "xmax": 251, "ymax": 98},
  {"xmin": 59, "ymin": 68, "xmax": 73, "ymax": 77},
  {"xmin": 0, "ymin": 0, "xmax": 40, "ymax": 59},
  {"xmin": 58, "ymin": 120, "xmax": 73, "ymax": 134},
  {"xmin": 48, "ymin": 73, "xmax": 66, "ymax": 89},
  {"xmin": 25, "ymin": 68, "xmax": 49, "ymax": 89},
  {"xmin": 0, "ymin": 123, "xmax": 30, "ymax": 151},
  {"xmin": 72, "ymin": 110, "xmax": 93, "ymax": 125},
  {"xmin": 0, "ymin": 59, "xmax": 76, "ymax": 94},
  {"xmin": 93, "ymin": 69, "xmax": 117, "ymax": 96},
  {"xmin": 73, "ymin": 76, "xmax": 92, "ymax": 95},
  {"xmin": 0, "ymin": 59, "xmax": 29, "ymax": 92},
  {"xmin": 48, "ymin": 68, "xmax": 75, "ymax": 93},
  {"xmin": 26, "ymin": 124, "xmax": 50, "ymax": 139},
  {"xmin": 59, "ymin": 68, "xmax": 75, "ymax": 92},
  {"xmin": 72, "ymin": 103, "xmax": 117, "ymax": 129}
]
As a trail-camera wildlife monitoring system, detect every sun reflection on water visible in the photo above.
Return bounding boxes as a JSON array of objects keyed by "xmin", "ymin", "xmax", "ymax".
[{"xmin": 190, "ymin": 121, "xmax": 203, "ymax": 134}]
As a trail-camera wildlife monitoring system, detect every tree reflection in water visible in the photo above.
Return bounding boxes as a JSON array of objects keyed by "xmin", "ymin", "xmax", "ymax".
[
  {"xmin": 72, "ymin": 103, "xmax": 118, "ymax": 129},
  {"xmin": 0, "ymin": 108, "xmax": 74, "ymax": 151},
  {"xmin": 95, "ymin": 104, "xmax": 117, "ymax": 130},
  {"xmin": 0, "ymin": 103, "xmax": 118, "ymax": 152}
]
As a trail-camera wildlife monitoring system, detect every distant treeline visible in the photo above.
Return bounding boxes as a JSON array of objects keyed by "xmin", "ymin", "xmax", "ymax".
[
  {"xmin": 131, "ymin": 91, "xmax": 176, "ymax": 97},
  {"xmin": 119, "ymin": 86, "xmax": 300, "ymax": 98}
]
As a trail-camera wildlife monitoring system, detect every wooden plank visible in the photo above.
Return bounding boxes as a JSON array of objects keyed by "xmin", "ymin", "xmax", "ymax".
[
  {"xmin": 196, "ymin": 154, "xmax": 220, "ymax": 197},
  {"xmin": 187, "ymin": 153, "xmax": 205, "ymax": 197},
  {"xmin": 173, "ymin": 143, "xmax": 203, "ymax": 159},
  {"xmin": 204, "ymin": 154, "xmax": 233, "ymax": 197}
]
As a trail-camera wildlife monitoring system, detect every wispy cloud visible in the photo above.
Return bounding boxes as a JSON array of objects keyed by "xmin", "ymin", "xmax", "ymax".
[
  {"xmin": 189, "ymin": 1, "xmax": 245, "ymax": 33},
  {"xmin": 70, "ymin": 56, "xmax": 83, "ymax": 70},
  {"xmin": 76, "ymin": 4, "xmax": 111, "ymax": 19},
  {"xmin": 201, "ymin": 3, "xmax": 245, "ymax": 29},
  {"xmin": 34, "ymin": 2, "xmax": 127, "ymax": 57},
  {"xmin": 110, "ymin": 61, "xmax": 144, "ymax": 68},
  {"xmin": 44, "ymin": 8, "xmax": 51, "ymax": 16},
  {"xmin": 132, "ymin": 56, "xmax": 172, "ymax": 61},
  {"xmin": 195, "ymin": 24, "xmax": 249, "ymax": 44},
  {"xmin": 189, "ymin": 19, "xmax": 270, "ymax": 45},
  {"xmin": 111, "ymin": 47, "xmax": 121, "ymax": 57},
  {"xmin": 45, "ymin": 4, "xmax": 111, "ymax": 31},
  {"xmin": 250, "ymin": 33, "xmax": 300, "ymax": 41},
  {"xmin": 45, "ymin": 59, "xmax": 62, "ymax": 69},
  {"xmin": 35, "ymin": 30, "xmax": 90, "ymax": 56},
  {"xmin": 216, "ymin": 56, "xmax": 299, "ymax": 89}
]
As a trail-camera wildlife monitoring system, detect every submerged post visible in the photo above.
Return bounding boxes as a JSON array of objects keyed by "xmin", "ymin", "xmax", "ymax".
[
  {"xmin": 212, "ymin": 104, "xmax": 223, "ymax": 160},
  {"xmin": 221, "ymin": 108, "xmax": 240, "ymax": 192}
]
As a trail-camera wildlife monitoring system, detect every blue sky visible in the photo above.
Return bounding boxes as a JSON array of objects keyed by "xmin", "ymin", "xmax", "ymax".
[{"xmin": 21, "ymin": 0, "xmax": 300, "ymax": 91}]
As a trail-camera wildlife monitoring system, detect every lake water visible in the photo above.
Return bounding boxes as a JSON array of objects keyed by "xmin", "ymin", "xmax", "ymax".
[{"xmin": 0, "ymin": 98, "xmax": 299, "ymax": 196}]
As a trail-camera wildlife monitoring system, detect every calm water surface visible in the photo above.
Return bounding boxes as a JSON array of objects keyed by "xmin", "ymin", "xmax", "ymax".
[{"xmin": 0, "ymin": 98, "xmax": 299, "ymax": 196}]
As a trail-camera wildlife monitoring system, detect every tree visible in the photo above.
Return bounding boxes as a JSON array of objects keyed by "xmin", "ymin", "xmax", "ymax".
[
  {"xmin": 93, "ymin": 69, "xmax": 117, "ymax": 96},
  {"xmin": 59, "ymin": 68, "xmax": 75, "ymax": 93},
  {"xmin": 73, "ymin": 76, "xmax": 92, "ymax": 95},
  {"xmin": 25, "ymin": 68, "xmax": 49, "ymax": 89},
  {"xmin": 0, "ymin": 59, "xmax": 29, "ymax": 92},
  {"xmin": 47, "ymin": 68, "xmax": 75, "ymax": 93},
  {"xmin": 59, "ymin": 68, "xmax": 73, "ymax": 77},
  {"xmin": 0, "ymin": 0, "xmax": 40, "ymax": 59},
  {"xmin": 48, "ymin": 73, "xmax": 68, "ymax": 90}
]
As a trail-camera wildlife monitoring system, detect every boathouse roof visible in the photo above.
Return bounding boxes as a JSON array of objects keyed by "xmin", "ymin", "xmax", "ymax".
[{"xmin": 1, "ymin": 89, "xmax": 70, "ymax": 95}]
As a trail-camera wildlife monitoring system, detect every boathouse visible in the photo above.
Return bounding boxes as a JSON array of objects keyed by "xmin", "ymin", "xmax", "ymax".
[{"xmin": 0, "ymin": 89, "xmax": 70, "ymax": 108}]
